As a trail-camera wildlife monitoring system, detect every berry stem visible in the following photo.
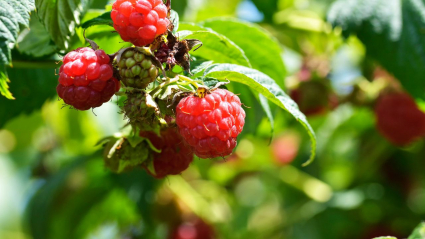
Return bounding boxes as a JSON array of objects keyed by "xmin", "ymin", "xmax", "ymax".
[
  {"xmin": 178, "ymin": 75, "xmax": 201, "ymax": 88},
  {"xmin": 150, "ymin": 76, "xmax": 180, "ymax": 96}
]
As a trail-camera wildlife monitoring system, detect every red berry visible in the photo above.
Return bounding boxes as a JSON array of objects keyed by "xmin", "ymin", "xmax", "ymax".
[
  {"xmin": 141, "ymin": 128, "xmax": 194, "ymax": 178},
  {"xmin": 176, "ymin": 89, "xmax": 245, "ymax": 158},
  {"xmin": 56, "ymin": 48, "xmax": 119, "ymax": 110},
  {"xmin": 170, "ymin": 218, "xmax": 215, "ymax": 239},
  {"xmin": 271, "ymin": 133, "xmax": 300, "ymax": 165},
  {"xmin": 375, "ymin": 92, "xmax": 425, "ymax": 146},
  {"xmin": 111, "ymin": 0, "xmax": 170, "ymax": 46}
]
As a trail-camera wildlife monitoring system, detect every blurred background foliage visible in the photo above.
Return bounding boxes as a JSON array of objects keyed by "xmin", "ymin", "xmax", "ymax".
[{"xmin": 1, "ymin": 0, "xmax": 425, "ymax": 238}]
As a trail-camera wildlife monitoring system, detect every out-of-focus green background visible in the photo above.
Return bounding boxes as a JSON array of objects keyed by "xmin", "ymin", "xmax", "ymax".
[{"xmin": 1, "ymin": 0, "xmax": 425, "ymax": 238}]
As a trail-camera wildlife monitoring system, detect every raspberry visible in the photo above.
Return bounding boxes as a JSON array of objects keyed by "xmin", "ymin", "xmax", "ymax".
[
  {"xmin": 56, "ymin": 47, "xmax": 120, "ymax": 110},
  {"xmin": 175, "ymin": 89, "xmax": 245, "ymax": 158},
  {"xmin": 141, "ymin": 127, "xmax": 194, "ymax": 178},
  {"xmin": 271, "ymin": 133, "xmax": 300, "ymax": 165},
  {"xmin": 375, "ymin": 92, "xmax": 425, "ymax": 146},
  {"xmin": 111, "ymin": 0, "xmax": 170, "ymax": 46},
  {"xmin": 290, "ymin": 81, "xmax": 336, "ymax": 116},
  {"xmin": 103, "ymin": 137, "xmax": 149, "ymax": 173},
  {"xmin": 124, "ymin": 91, "xmax": 162, "ymax": 131},
  {"xmin": 170, "ymin": 218, "xmax": 216, "ymax": 239},
  {"xmin": 117, "ymin": 48, "xmax": 159, "ymax": 88}
]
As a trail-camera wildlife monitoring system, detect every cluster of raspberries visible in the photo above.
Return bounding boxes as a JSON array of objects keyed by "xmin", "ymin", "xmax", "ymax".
[{"xmin": 56, "ymin": 0, "xmax": 246, "ymax": 178}]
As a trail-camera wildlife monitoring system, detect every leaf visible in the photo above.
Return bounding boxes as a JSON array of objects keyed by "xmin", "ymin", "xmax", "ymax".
[
  {"xmin": 408, "ymin": 222, "xmax": 425, "ymax": 239},
  {"xmin": 81, "ymin": 11, "xmax": 112, "ymax": 29},
  {"xmin": 328, "ymin": 0, "xmax": 425, "ymax": 99},
  {"xmin": 204, "ymin": 64, "xmax": 316, "ymax": 165},
  {"xmin": 0, "ymin": 65, "xmax": 14, "ymax": 99},
  {"xmin": 177, "ymin": 29, "xmax": 251, "ymax": 67},
  {"xmin": 35, "ymin": 0, "xmax": 91, "ymax": 49},
  {"xmin": 259, "ymin": 94, "xmax": 274, "ymax": 138},
  {"xmin": 17, "ymin": 14, "xmax": 57, "ymax": 57},
  {"xmin": 0, "ymin": 65, "xmax": 58, "ymax": 128},
  {"xmin": 190, "ymin": 57, "xmax": 214, "ymax": 76},
  {"xmin": 200, "ymin": 18, "xmax": 287, "ymax": 89},
  {"xmin": 0, "ymin": 0, "xmax": 34, "ymax": 65},
  {"xmin": 169, "ymin": 9, "xmax": 179, "ymax": 33}
]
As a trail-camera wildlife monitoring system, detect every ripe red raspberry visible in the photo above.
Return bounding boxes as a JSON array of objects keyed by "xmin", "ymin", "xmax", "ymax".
[
  {"xmin": 271, "ymin": 133, "xmax": 300, "ymax": 165},
  {"xmin": 56, "ymin": 47, "xmax": 120, "ymax": 110},
  {"xmin": 175, "ymin": 89, "xmax": 245, "ymax": 158},
  {"xmin": 141, "ymin": 127, "xmax": 194, "ymax": 178},
  {"xmin": 375, "ymin": 92, "xmax": 425, "ymax": 146},
  {"xmin": 111, "ymin": 0, "xmax": 170, "ymax": 46},
  {"xmin": 170, "ymin": 218, "xmax": 216, "ymax": 239}
]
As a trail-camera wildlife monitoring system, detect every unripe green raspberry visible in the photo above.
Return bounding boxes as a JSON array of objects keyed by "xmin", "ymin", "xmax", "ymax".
[
  {"xmin": 103, "ymin": 137, "xmax": 149, "ymax": 173},
  {"xmin": 118, "ymin": 47, "xmax": 159, "ymax": 89},
  {"xmin": 124, "ymin": 91, "xmax": 163, "ymax": 132}
]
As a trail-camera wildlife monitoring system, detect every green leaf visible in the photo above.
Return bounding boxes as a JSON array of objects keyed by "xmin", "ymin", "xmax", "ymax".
[
  {"xmin": 177, "ymin": 28, "xmax": 251, "ymax": 67},
  {"xmin": 81, "ymin": 11, "xmax": 112, "ymax": 29},
  {"xmin": 259, "ymin": 94, "xmax": 274, "ymax": 138},
  {"xmin": 0, "ymin": 65, "xmax": 14, "ymax": 99},
  {"xmin": 328, "ymin": 0, "xmax": 425, "ymax": 99},
  {"xmin": 0, "ymin": 0, "xmax": 34, "ymax": 65},
  {"xmin": 204, "ymin": 64, "xmax": 316, "ymax": 165},
  {"xmin": 35, "ymin": 0, "xmax": 91, "ymax": 49},
  {"xmin": 190, "ymin": 57, "xmax": 214, "ymax": 76},
  {"xmin": 0, "ymin": 64, "xmax": 58, "ymax": 128},
  {"xmin": 17, "ymin": 14, "xmax": 57, "ymax": 57},
  {"xmin": 200, "ymin": 18, "xmax": 286, "ymax": 89},
  {"xmin": 169, "ymin": 9, "xmax": 179, "ymax": 33},
  {"xmin": 408, "ymin": 222, "xmax": 425, "ymax": 239}
]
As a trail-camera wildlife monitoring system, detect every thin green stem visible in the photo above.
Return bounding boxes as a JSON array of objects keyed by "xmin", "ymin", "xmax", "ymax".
[
  {"xmin": 11, "ymin": 60, "xmax": 60, "ymax": 69},
  {"xmin": 150, "ymin": 77, "xmax": 179, "ymax": 95},
  {"xmin": 178, "ymin": 75, "xmax": 201, "ymax": 88}
]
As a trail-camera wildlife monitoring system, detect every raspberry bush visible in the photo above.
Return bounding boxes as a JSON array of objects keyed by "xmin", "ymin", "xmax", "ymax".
[
  {"xmin": 5, "ymin": 0, "xmax": 425, "ymax": 239},
  {"xmin": 50, "ymin": 0, "xmax": 318, "ymax": 175}
]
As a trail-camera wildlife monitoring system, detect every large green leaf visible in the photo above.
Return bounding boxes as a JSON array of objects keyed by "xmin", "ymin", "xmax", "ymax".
[
  {"xmin": 177, "ymin": 29, "xmax": 251, "ymax": 67},
  {"xmin": 0, "ymin": 64, "xmax": 58, "ymax": 128},
  {"xmin": 408, "ymin": 222, "xmax": 425, "ymax": 239},
  {"xmin": 204, "ymin": 64, "xmax": 316, "ymax": 165},
  {"xmin": 0, "ymin": 0, "xmax": 34, "ymax": 64},
  {"xmin": 81, "ymin": 11, "xmax": 112, "ymax": 29},
  {"xmin": 328, "ymin": 0, "xmax": 425, "ymax": 99},
  {"xmin": 35, "ymin": 0, "xmax": 91, "ymax": 49},
  {"xmin": 0, "ymin": 0, "xmax": 34, "ymax": 99},
  {"xmin": 0, "ymin": 65, "xmax": 13, "ymax": 99},
  {"xmin": 17, "ymin": 14, "xmax": 57, "ymax": 57},
  {"xmin": 200, "ymin": 18, "xmax": 286, "ymax": 90}
]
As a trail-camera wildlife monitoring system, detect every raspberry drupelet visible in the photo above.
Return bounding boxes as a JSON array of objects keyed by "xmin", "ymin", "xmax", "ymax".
[
  {"xmin": 56, "ymin": 47, "xmax": 120, "ymax": 110},
  {"xmin": 176, "ymin": 89, "xmax": 246, "ymax": 158},
  {"xmin": 111, "ymin": 0, "xmax": 170, "ymax": 46}
]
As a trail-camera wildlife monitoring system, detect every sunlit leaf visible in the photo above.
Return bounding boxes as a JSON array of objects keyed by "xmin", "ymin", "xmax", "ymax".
[{"xmin": 204, "ymin": 64, "xmax": 316, "ymax": 165}]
